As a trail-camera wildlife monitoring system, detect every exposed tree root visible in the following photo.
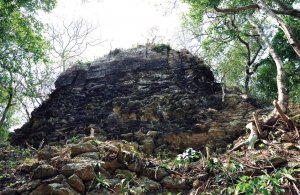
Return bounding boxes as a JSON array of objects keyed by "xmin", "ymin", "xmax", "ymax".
[
  {"xmin": 273, "ymin": 100, "xmax": 299, "ymax": 139},
  {"xmin": 231, "ymin": 100, "xmax": 299, "ymax": 152},
  {"xmin": 230, "ymin": 121, "xmax": 258, "ymax": 152},
  {"xmin": 253, "ymin": 112, "xmax": 262, "ymax": 135}
]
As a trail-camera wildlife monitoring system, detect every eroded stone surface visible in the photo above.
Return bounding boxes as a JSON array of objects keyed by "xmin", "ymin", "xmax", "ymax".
[
  {"xmin": 2, "ymin": 46, "xmax": 262, "ymax": 195},
  {"xmin": 142, "ymin": 167, "xmax": 169, "ymax": 181},
  {"xmin": 70, "ymin": 141, "xmax": 98, "ymax": 157},
  {"xmin": 161, "ymin": 176, "xmax": 190, "ymax": 190},
  {"xmin": 61, "ymin": 163, "xmax": 95, "ymax": 181},
  {"xmin": 32, "ymin": 164, "xmax": 58, "ymax": 180},
  {"xmin": 136, "ymin": 177, "xmax": 161, "ymax": 192},
  {"xmin": 30, "ymin": 183, "xmax": 77, "ymax": 195},
  {"xmin": 67, "ymin": 174, "xmax": 85, "ymax": 193},
  {"xmin": 10, "ymin": 47, "xmax": 224, "ymax": 149},
  {"xmin": 76, "ymin": 152, "xmax": 100, "ymax": 160},
  {"xmin": 37, "ymin": 146, "xmax": 59, "ymax": 161}
]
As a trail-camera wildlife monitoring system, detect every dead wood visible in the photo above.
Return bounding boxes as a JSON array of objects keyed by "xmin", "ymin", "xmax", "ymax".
[
  {"xmin": 231, "ymin": 99, "xmax": 299, "ymax": 152},
  {"xmin": 253, "ymin": 112, "xmax": 262, "ymax": 135},
  {"xmin": 230, "ymin": 121, "xmax": 258, "ymax": 152},
  {"xmin": 273, "ymin": 100, "xmax": 299, "ymax": 138}
]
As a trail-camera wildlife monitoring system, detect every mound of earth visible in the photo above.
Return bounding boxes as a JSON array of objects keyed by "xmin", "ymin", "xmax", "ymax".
[
  {"xmin": 9, "ymin": 46, "xmax": 257, "ymax": 150},
  {"xmin": 2, "ymin": 45, "xmax": 300, "ymax": 195}
]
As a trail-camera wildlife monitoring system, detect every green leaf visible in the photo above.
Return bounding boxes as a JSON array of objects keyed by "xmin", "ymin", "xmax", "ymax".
[{"xmin": 282, "ymin": 173, "xmax": 296, "ymax": 181}]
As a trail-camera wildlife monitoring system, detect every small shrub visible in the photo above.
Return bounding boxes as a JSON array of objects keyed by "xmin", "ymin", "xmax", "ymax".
[
  {"xmin": 72, "ymin": 60, "xmax": 91, "ymax": 69},
  {"xmin": 0, "ymin": 127, "xmax": 9, "ymax": 145},
  {"xmin": 174, "ymin": 148, "xmax": 201, "ymax": 168},
  {"xmin": 68, "ymin": 135, "xmax": 81, "ymax": 144},
  {"xmin": 225, "ymin": 167, "xmax": 300, "ymax": 194},
  {"xmin": 151, "ymin": 44, "xmax": 171, "ymax": 53},
  {"xmin": 120, "ymin": 176, "xmax": 133, "ymax": 195},
  {"xmin": 95, "ymin": 175, "xmax": 110, "ymax": 189},
  {"xmin": 109, "ymin": 48, "xmax": 122, "ymax": 56},
  {"xmin": 22, "ymin": 157, "xmax": 38, "ymax": 165}
]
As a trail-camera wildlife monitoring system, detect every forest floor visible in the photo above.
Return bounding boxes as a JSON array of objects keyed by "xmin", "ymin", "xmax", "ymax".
[{"xmin": 0, "ymin": 105, "xmax": 300, "ymax": 195}]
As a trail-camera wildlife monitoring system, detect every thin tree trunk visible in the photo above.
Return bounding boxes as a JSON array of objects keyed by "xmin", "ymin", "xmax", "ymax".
[
  {"xmin": 229, "ymin": 18, "xmax": 263, "ymax": 95},
  {"xmin": 245, "ymin": 73, "xmax": 250, "ymax": 95},
  {"xmin": 0, "ymin": 91, "xmax": 13, "ymax": 128},
  {"xmin": 253, "ymin": 0, "xmax": 300, "ymax": 58},
  {"xmin": 0, "ymin": 71, "xmax": 13, "ymax": 128},
  {"xmin": 251, "ymin": 20, "xmax": 288, "ymax": 113}
]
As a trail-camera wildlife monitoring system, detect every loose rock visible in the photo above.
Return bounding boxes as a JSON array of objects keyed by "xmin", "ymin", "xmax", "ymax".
[
  {"xmin": 70, "ymin": 142, "xmax": 98, "ymax": 157},
  {"xmin": 142, "ymin": 167, "xmax": 169, "ymax": 181},
  {"xmin": 115, "ymin": 169, "xmax": 136, "ymax": 179},
  {"xmin": 30, "ymin": 183, "xmax": 77, "ymax": 195},
  {"xmin": 161, "ymin": 176, "xmax": 189, "ymax": 190},
  {"xmin": 32, "ymin": 164, "xmax": 58, "ymax": 180},
  {"xmin": 142, "ymin": 138, "xmax": 155, "ymax": 155},
  {"xmin": 68, "ymin": 174, "xmax": 85, "ymax": 193},
  {"xmin": 37, "ymin": 146, "xmax": 59, "ymax": 161},
  {"xmin": 136, "ymin": 177, "xmax": 161, "ymax": 192},
  {"xmin": 61, "ymin": 163, "xmax": 96, "ymax": 181}
]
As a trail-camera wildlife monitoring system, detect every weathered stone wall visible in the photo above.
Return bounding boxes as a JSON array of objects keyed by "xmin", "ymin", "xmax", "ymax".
[{"xmin": 10, "ymin": 47, "xmax": 254, "ymax": 149}]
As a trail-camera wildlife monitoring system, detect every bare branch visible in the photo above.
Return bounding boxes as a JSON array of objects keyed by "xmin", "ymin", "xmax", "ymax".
[{"xmin": 48, "ymin": 18, "xmax": 103, "ymax": 71}]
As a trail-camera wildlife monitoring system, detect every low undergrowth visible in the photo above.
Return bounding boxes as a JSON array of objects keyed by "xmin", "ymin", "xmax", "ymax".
[
  {"xmin": 151, "ymin": 144, "xmax": 300, "ymax": 194},
  {"xmin": 1, "ymin": 132, "xmax": 300, "ymax": 194},
  {"xmin": 0, "ymin": 143, "xmax": 36, "ymax": 189}
]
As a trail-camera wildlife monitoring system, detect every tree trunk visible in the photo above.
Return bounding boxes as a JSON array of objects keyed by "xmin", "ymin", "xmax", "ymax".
[
  {"xmin": 245, "ymin": 69, "xmax": 250, "ymax": 95},
  {"xmin": 253, "ymin": 0, "xmax": 300, "ymax": 58},
  {"xmin": 0, "ymin": 71, "xmax": 13, "ymax": 128},
  {"xmin": 0, "ymin": 90, "xmax": 13, "ymax": 128},
  {"xmin": 251, "ymin": 20, "xmax": 288, "ymax": 113}
]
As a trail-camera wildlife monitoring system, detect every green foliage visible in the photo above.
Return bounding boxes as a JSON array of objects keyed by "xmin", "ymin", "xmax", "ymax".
[
  {"xmin": 151, "ymin": 44, "xmax": 171, "ymax": 53},
  {"xmin": 183, "ymin": 0, "xmax": 262, "ymax": 92},
  {"xmin": 228, "ymin": 168, "xmax": 300, "ymax": 194},
  {"xmin": 183, "ymin": 0, "xmax": 222, "ymax": 22},
  {"xmin": 253, "ymin": 59, "xmax": 278, "ymax": 101},
  {"xmin": 0, "ymin": 126, "xmax": 9, "ymax": 144},
  {"xmin": 159, "ymin": 163, "xmax": 172, "ymax": 172},
  {"xmin": 206, "ymin": 156, "xmax": 300, "ymax": 194},
  {"xmin": 207, "ymin": 158, "xmax": 223, "ymax": 173},
  {"xmin": 0, "ymin": 146, "xmax": 35, "ymax": 173},
  {"xmin": 67, "ymin": 136, "xmax": 81, "ymax": 144},
  {"xmin": 208, "ymin": 158, "xmax": 245, "ymax": 188},
  {"xmin": 0, "ymin": 0, "xmax": 56, "ymax": 138},
  {"xmin": 183, "ymin": 0, "xmax": 300, "ymax": 101},
  {"xmin": 173, "ymin": 148, "xmax": 201, "ymax": 168},
  {"xmin": 74, "ymin": 60, "xmax": 91, "ymax": 69},
  {"xmin": 120, "ymin": 177, "xmax": 133, "ymax": 195},
  {"xmin": 95, "ymin": 175, "xmax": 110, "ymax": 189},
  {"xmin": 253, "ymin": 16, "xmax": 300, "ymax": 102},
  {"xmin": 258, "ymin": 143, "xmax": 268, "ymax": 149}
]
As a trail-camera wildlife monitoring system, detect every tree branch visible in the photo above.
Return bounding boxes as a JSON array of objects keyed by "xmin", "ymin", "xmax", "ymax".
[
  {"xmin": 249, "ymin": 38, "xmax": 262, "ymax": 65},
  {"xmin": 272, "ymin": 8, "xmax": 300, "ymax": 18},
  {"xmin": 272, "ymin": 0, "xmax": 293, "ymax": 11},
  {"xmin": 214, "ymin": 3, "xmax": 300, "ymax": 18},
  {"xmin": 214, "ymin": 4, "xmax": 259, "ymax": 14}
]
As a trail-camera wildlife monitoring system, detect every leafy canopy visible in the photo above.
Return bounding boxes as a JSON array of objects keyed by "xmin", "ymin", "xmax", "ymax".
[
  {"xmin": 183, "ymin": 0, "xmax": 300, "ymax": 100},
  {"xmin": 0, "ymin": 0, "xmax": 56, "ymax": 142},
  {"xmin": 254, "ymin": 16, "xmax": 300, "ymax": 102}
]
